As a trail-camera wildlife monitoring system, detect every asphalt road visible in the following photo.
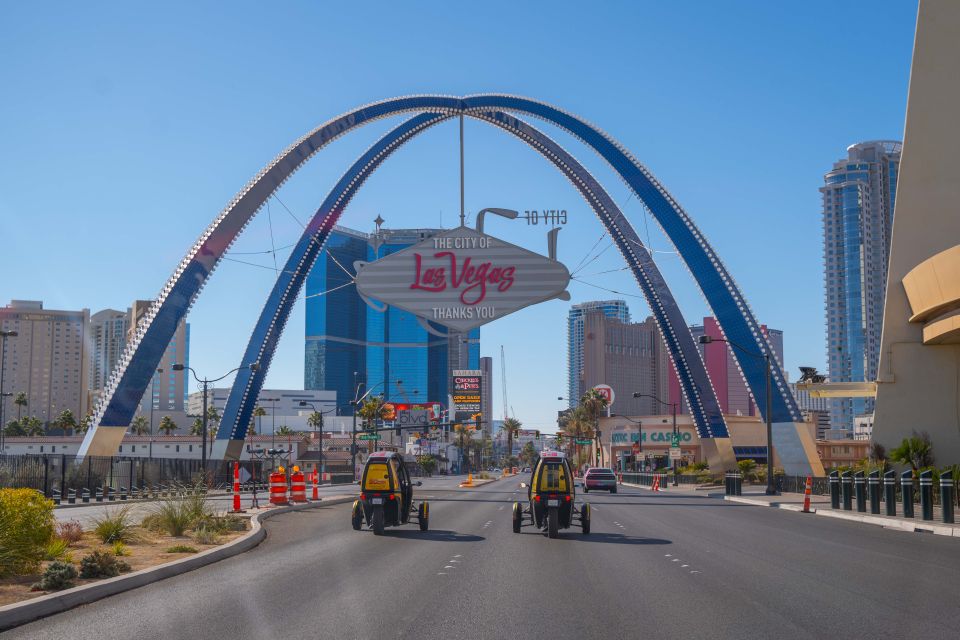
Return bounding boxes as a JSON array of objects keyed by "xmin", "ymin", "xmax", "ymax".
[{"xmin": 9, "ymin": 477, "xmax": 960, "ymax": 639}]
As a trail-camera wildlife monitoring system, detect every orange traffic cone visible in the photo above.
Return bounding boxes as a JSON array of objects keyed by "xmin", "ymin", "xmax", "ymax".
[
  {"xmin": 652, "ymin": 475, "xmax": 661, "ymax": 492},
  {"xmin": 802, "ymin": 476, "xmax": 813, "ymax": 513},
  {"xmin": 231, "ymin": 462, "xmax": 244, "ymax": 513}
]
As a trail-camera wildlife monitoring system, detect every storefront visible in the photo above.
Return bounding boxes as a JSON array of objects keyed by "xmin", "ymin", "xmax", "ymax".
[{"xmin": 598, "ymin": 414, "xmax": 810, "ymax": 472}]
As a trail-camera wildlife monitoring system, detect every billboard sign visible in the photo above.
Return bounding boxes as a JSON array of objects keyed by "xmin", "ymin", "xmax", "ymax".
[
  {"xmin": 382, "ymin": 402, "xmax": 439, "ymax": 428},
  {"xmin": 354, "ymin": 226, "xmax": 571, "ymax": 332},
  {"xmin": 453, "ymin": 369, "xmax": 482, "ymax": 426}
]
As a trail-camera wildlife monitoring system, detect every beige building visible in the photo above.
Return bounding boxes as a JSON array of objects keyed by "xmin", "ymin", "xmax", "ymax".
[
  {"xmin": 0, "ymin": 300, "xmax": 90, "ymax": 427},
  {"xmin": 598, "ymin": 413, "xmax": 817, "ymax": 472},
  {"xmin": 581, "ymin": 312, "xmax": 670, "ymax": 417},
  {"xmin": 89, "ymin": 309, "xmax": 128, "ymax": 394},
  {"xmin": 873, "ymin": 1, "xmax": 960, "ymax": 463}
]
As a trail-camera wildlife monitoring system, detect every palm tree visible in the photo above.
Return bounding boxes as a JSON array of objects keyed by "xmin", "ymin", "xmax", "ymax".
[
  {"xmin": 277, "ymin": 425, "xmax": 295, "ymax": 436},
  {"xmin": 357, "ymin": 396, "xmax": 389, "ymax": 452},
  {"xmin": 13, "ymin": 392, "xmax": 27, "ymax": 422},
  {"xmin": 129, "ymin": 415, "xmax": 150, "ymax": 436},
  {"xmin": 580, "ymin": 389, "xmax": 609, "ymax": 467},
  {"xmin": 157, "ymin": 416, "xmax": 177, "ymax": 436},
  {"xmin": 357, "ymin": 396, "xmax": 389, "ymax": 427},
  {"xmin": 4, "ymin": 420, "xmax": 26, "ymax": 436},
  {"xmin": 502, "ymin": 417, "xmax": 522, "ymax": 462},
  {"xmin": 454, "ymin": 423, "xmax": 475, "ymax": 473},
  {"xmin": 252, "ymin": 406, "xmax": 267, "ymax": 436},
  {"xmin": 564, "ymin": 407, "xmax": 594, "ymax": 470},
  {"xmin": 890, "ymin": 432, "xmax": 934, "ymax": 473},
  {"xmin": 52, "ymin": 409, "xmax": 77, "ymax": 435},
  {"xmin": 76, "ymin": 414, "xmax": 92, "ymax": 435},
  {"xmin": 24, "ymin": 416, "xmax": 44, "ymax": 437},
  {"xmin": 190, "ymin": 416, "xmax": 204, "ymax": 436}
]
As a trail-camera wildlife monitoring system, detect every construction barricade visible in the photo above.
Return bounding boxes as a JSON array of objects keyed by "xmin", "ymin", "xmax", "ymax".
[{"xmin": 269, "ymin": 470, "xmax": 289, "ymax": 506}]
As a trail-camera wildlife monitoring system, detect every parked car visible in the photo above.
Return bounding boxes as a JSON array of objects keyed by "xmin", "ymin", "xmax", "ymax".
[{"xmin": 583, "ymin": 467, "xmax": 618, "ymax": 493}]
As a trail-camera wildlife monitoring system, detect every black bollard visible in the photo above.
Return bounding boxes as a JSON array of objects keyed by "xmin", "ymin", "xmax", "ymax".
[
  {"xmin": 854, "ymin": 471, "xmax": 866, "ymax": 512},
  {"xmin": 67, "ymin": 488, "xmax": 76, "ymax": 504},
  {"xmin": 81, "ymin": 488, "xmax": 90, "ymax": 503},
  {"xmin": 841, "ymin": 472, "xmax": 853, "ymax": 510},
  {"xmin": 940, "ymin": 470, "xmax": 954, "ymax": 524},
  {"xmin": 120, "ymin": 486, "xmax": 128, "ymax": 501},
  {"xmin": 52, "ymin": 490, "xmax": 61, "ymax": 506},
  {"xmin": 884, "ymin": 470, "xmax": 897, "ymax": 516},
  {"xmin": 725, "ymin": 472, "xmax": 732, "ymax": 496},
  {"xmin": 901, "ymin": 470, "xmax": 914, "ymax": 519},
  {"xmin": 868, "ymin": 470, "xmax": 881, "ymax": 514},
  {"xmin": 735, "ymin": 473, "xmax": 742, "ymax": 496},
  {"xmin": 95, "ymin": 487, "xmax": 104, "ymax": 503},
  {"xmin": 920, "ymin": 469, "xmax": 934, "ymax": 521},
  {"xmin": 829, "ymin": 470, "xmax": 840, "ymax": 509}
]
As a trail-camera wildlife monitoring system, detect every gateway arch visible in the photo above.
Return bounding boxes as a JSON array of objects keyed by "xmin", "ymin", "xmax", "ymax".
[{"xmin": 78, "ymin": 95, "xmax": 822, "ymax": 475}]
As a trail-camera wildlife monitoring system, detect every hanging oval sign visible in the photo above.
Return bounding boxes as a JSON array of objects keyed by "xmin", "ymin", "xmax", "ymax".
[{"xmin": 354, "ymin": 226, "xmax": 570, "ymax": 332}]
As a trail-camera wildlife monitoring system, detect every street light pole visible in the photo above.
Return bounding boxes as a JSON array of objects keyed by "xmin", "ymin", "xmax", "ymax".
[
  {"xmin": 0, "ymin": 330, "xmax": 17, "ymax": 454},
  {"xmin": 173, "ymin": 362, "xmax": 258, "ymax": 476},
  {"xmin": 699, "ymin": 335, "xmax": 777, "ymax": 496}
]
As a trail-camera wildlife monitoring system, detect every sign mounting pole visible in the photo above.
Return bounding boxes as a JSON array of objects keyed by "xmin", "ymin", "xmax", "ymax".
[{"xmin": 459, "ymin": 115, "xmax": 465, "ymax": 227}]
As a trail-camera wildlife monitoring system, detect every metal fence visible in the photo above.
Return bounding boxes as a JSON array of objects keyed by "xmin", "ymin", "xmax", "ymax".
[{"xmin": 0, "ymin": 454, "xmax": 355, "ymax": 499}]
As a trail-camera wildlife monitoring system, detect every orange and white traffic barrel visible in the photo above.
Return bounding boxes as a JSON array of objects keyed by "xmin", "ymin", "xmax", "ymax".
[
  {"xmin": 269, "ymin": 471, "xmax": 289, "ymax": 505},
  {"xmin": 312, "ymin": 464, "xmax": 320, "ymax": 501},
  {"xmin": 231, "ymin": 462, "xmax": 244, "ymax": 513},
  {"xmin": 290, "ymin": 468, "xmax": 307, "ymax": 503}
]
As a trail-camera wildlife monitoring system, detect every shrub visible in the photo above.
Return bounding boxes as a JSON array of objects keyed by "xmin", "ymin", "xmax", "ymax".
[
  {"xmin": 147, "ymin": 487, "xmax": 214, "ymax": 537},
  {"xmin": 147, "ymin": 500, "xmax": 193, "ymax": 537},
  {"xmin": 56, "ymin": 520, "xmax": 84, "ymax": 545},
  {"xmin": 92, "ymin": 506, "xmax": 136, "ymax": 544},
  {"xmin": 192, "ymin": 525, "xmax": 218, "ymax": 545},
  {"xmin": 31, "ymin": 561, "xmax": 78, "ymax": 591},
  {"xmin": 111, "ymin": 541, "xmax": 129, "ymax": 556},
  {"xmin": 79, "ymin": 550, "xmax": 131, "ymax": 579},
  {"xmin": 165, "ymin": 545, "xmax": 198, "ymax": 554},
  {"xmin": 44, "ymin": 538, "xmax": 70, "ymax": 561},
  {"xmin": 0, "ymin": 488, "xmax": 55, "ymax": 577}
]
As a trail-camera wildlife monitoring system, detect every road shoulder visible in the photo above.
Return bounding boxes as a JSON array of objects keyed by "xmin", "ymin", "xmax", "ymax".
[{"xmin": 0, "ymin": 496, "xmax": 356, "ymax": 631}]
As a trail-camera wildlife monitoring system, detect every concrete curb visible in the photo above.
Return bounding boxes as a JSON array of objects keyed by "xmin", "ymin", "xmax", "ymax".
[
  {"xmin": 722, "ymin": 495, "xmax": 960, "ymax": 537},
  {"xmin": 0, "ymin": 495, "xmax": 357, "ymax": 630}
]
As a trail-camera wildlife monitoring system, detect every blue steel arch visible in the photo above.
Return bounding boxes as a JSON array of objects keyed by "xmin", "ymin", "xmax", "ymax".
[
  {"xmin": 79, "ymin": 95, "xmax": 802, "ymax": 471},
  {"xmin": 213, "ymin": 110, "xmax": 730, "ymax": 461}
]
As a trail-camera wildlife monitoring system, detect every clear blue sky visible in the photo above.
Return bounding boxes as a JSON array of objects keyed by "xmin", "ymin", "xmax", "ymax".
[{"xmin": 0, "ymin": 1, "xmax": 917, "ymax": 431}]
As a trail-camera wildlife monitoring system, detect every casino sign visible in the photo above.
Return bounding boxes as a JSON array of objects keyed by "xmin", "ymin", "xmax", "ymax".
[{"xmin": 354, "ymin": 225, "xmax": 571, "ymax": 331}]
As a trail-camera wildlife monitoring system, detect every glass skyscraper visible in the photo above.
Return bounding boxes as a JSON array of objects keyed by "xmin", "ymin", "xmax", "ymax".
[
  {"xmin": 821, "ymin": 141, "xmax": 901, "ymax": 433},
  {"xmin": 567, "ymin": 300, "xmax": 630, "ymax": 408},
  {"xmin": 305, "ymin": 225, "xmax": 479, "ymax": 412}
]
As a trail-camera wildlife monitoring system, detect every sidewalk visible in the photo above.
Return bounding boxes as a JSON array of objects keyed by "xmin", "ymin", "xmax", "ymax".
[
  {"xmin": 55, "ymin": 487, "xmax": 358, "ymax": 527},
  {"xmin": 725, "ymin": 491, "xmax": 960, "ymax": 537}
]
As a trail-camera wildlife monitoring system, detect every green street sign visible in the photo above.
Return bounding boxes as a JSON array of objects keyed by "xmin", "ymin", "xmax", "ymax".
[
  {"xmin": 358, "ymin": 433, "xmax": 381, "ymax": 441},
  {"xmin": 575, "ymin": 439, "xmax": 592, "ymax": 445},
  {"xmin": 670, "ymin": 434, "xmax": 681, "ymax": 447}
]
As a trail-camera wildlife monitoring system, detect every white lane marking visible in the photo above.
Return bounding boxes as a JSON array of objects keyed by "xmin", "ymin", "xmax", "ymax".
[
  {"xmin": 498, "ymin": 505, "xmax": 505, "ymax": 511},
  {"xmin": 437, "ymin": 572, "xmax": 447, "ymax": 575},
  {"xmin": 444, "ymin": 565, "xmax": 455, "ymax": 569},
  {"xmin": 671, "ymin": 559, "xmax": 679, "ymax": 562},
  {"xmin": 681, "ymin": 565, "xmax": 689, "ymax": 568},
  {"xmin": 690, "ymin": 571, "xmax": 701, "ymax": 574},
  {"xmin": 454, "ymin": 554, "xmax": 462, "ymax": 558},
  {"xmin": 450, "ymin": 560, "xmax": 460, "ymax": 563},
  {"xmin": 664, "ymin": 554, "xmax": 672, "ymax": 557}
]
